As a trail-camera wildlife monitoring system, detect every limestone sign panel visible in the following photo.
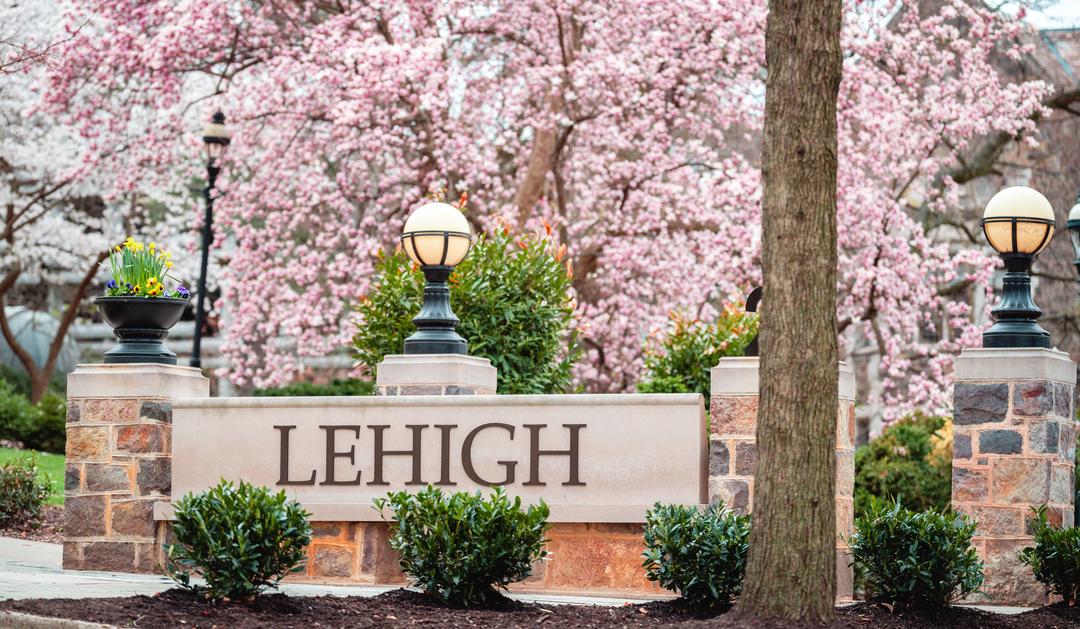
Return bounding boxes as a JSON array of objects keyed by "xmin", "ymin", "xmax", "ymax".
[{"xmin": 168, "ymin": 394, "xmax": 707, "ymax": 522}]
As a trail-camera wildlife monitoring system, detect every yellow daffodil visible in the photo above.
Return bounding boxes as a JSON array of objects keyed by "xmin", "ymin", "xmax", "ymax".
[
  {"xmin": 149, "ymin": 242, "xmax": 156, "ymax": 251},
  {"xmin": 114, "ymin": 245, "xmax": 121, "ymax": 252},
  {"xmin": 165, "ymin": 261, "xmax": 173, "ymax": 269}
]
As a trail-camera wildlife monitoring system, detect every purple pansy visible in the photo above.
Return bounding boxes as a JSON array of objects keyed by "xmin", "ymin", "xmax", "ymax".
[{"xmin": 106, "ymin": 279, "xmax": 117, "ymax": 290}]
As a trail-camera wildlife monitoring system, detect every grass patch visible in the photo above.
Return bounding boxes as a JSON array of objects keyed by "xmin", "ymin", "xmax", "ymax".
[{"xmin": 0, "ymin": 447, "xmax": 64, "ymax": 505}]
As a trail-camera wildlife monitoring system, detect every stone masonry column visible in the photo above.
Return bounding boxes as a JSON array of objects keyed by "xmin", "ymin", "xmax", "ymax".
[
  {"xmin": 951, "ymin": 348, "xmax": 1076, "ymax": 607},
  {"xmin": 709, "ymin": 357, "xmax": 856, "ymax": 601},
  {"xmin": 64, "ymin": 364, "xmax": 209, "ymax": 572}
]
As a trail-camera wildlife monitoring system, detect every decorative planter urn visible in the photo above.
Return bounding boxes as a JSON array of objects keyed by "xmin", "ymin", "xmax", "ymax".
[{"xmin": 93, "ymin": 296, "xmax": 189, "ymax": 365}]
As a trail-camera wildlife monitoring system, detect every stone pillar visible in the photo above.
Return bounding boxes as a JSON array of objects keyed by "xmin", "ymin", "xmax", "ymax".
[
  {"xmin": 951, "ymin": 348, "xmax": 1076, "ymax": 607},
  {"xmin": 63, "ymin": 364, "xmax": 209, "ymax": 572},
  {"xmin": 709, "ymin": 357, "xmax": 856, "ymax": 601},
  {"xmin": 375, "ymin": 354, "xmax": 497, "ymax": 396}
]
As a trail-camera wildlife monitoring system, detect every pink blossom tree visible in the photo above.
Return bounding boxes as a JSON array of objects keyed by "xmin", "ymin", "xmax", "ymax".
[{"xmin": 40, "ymin": 0, "xmax": 1070, "ymax": 414}]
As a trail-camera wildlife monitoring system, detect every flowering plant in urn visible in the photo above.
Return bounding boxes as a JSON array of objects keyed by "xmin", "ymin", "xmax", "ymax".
[{"xmin": 93, "ymin": 236, "xmax": 191, "ymax": 365}]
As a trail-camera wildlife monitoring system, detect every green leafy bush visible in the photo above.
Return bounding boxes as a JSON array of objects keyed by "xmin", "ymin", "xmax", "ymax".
[
  {"xmin": 642, "ymin": 503, "xmax": 751, "ymax": 608},
  {"xmin": 849, "ymin": 498, "xmax": 983, "ymax": 608},
  {"xmin": 0, "ymin": 382, "xmax": 66, "ymax": 453},
  {"xmin": 1020, "ymin": 506, "xmax": 1080, "ymax": 605},
  {"xmin": 0, "ymin": 455, "xmax": 50, "ymax": 528},
  {"xmin": 638, "ymin": 307, "xmax": 758, "ymax": 399},
  {"xmin": 854, "ymin": 412, "xmax": 951, "ymax": 521},
  {"xmin": 375, "ymin": 486, "xmax": 550, "ymax": 607},
  {"xmin": 353, "ymin": 229, "xmax": 579, "ymax": 394},
  {"xmin": 253, "ymin": 377, "xmax": 375, "ymax": 397},
  {"xmin": 166, "ymin": 480, "xmax": 312, "ymax": 601}
]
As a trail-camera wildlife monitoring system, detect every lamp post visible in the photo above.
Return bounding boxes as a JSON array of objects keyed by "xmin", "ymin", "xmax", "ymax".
[
  {"xmin": 400, "ymin": 201, "xmax": 474, "ymax": 354},
  {"xmin": 191, "ymin": 111, "xmax": 231, "ymax": 369},
  {"xmin": 1067, "ymin": 191, "xmax": 1080, "ymax": 285},
  {"xmin": 980, "ymin": 185, "xmax": 1056, "ymax": 349}
]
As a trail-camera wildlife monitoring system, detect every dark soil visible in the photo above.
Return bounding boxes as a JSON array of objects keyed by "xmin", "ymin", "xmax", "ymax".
[
  {"xmin": 0, "ymin": 505, "xmax": 63, "ymax": 544},
  {"xmin": 3, "ymin": 589, "xmax": 1080, "ymax": 628}
]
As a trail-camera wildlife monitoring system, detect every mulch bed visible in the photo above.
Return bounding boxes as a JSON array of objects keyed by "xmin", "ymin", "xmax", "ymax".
[
  {"xmin": 0, "ymin": 505, "xmax": 63, "ymax": 544},
  {"xmin": 2, "ymin": 588, "xmax": 1079, "ymax": 628}
]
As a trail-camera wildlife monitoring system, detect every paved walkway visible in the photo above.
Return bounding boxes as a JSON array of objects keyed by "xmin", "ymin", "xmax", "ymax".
[{"xmin": 0, "ymin": 536, "xmax": 647, "ymax": 606}]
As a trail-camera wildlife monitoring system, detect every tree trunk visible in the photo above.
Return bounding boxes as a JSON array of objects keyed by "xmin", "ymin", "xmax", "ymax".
[{"xmin": 735, "ymin": 0, "xmax": 842, "ymax": 623}]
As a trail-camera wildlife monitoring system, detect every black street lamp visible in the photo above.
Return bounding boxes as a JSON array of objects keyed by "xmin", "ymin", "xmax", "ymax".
[
  {"xmin": 980, "ymin": 186, "xmax": 1056, "ymax": 349},
  {"xmin": 191, "ymin": 111, "xmax": 231, "ymax": 369},
  {"xmin": 1067, "ymin": 191, "xmax": 1080, "ymax": 284},
  {"xmin": 400, "ymin": 201, "xmax": 474, "ymax": 354}
]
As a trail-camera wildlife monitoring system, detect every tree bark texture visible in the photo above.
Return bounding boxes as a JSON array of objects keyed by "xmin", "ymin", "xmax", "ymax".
[{"xmin": 736, "ymin": 0, "xmax": 842, "ymax": 622}]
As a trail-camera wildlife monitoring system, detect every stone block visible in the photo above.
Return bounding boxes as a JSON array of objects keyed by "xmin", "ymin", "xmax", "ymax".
[
  {"xmin": 136, "ymin": 458, "xmax": 171, "ymax": 495},
  {"xmin": 397, "ymin": 385, "xmax": 444, "ymax": 395},
  {"xmin": 359, "ymin": 523, "xmax": 404, "ymax": 582},
  {"xmin": 734, "ymin": 442, "xmax": 757, "ymax": 476},
  {"xmin": 134, "ymin": 542, "xmax": 161, "ymax": 573},
  {"xmin": 991, "ymin": 458, "xmax": 1050, "ymax": 504},
  {"xmin": 836, "ymin": 449, "xmax": 854, "ymax": 498},
  {"xmin": 982, "ymin": 538, "xmax": 1047, "ymax": 607},
  {"xmin": 311, "ymin": 545, "xmax": 354, "ymax": 578},
  {"xmin": 445, "ymin": 386, "xmax": 476, "ymax": 395},
  {"xmin": 64, "ymin": 464, "xmax": 81, "ymax": 492},
  {"xmin": 1051, "ymin": 464, "xmax": 1073, "ymax": 504},
  {"xmin": 710, "ymin": 396, "xmax": 757, "ymax": 437},
  {"xmin": 1059, "ymin": 424, "xmax": 1076, "ymax": 463},
  {"xmin": 378, "ymin": 386, "xmax": 398, "ymax": 396},
  {"xmin": 116, "ymin": 424, "xmax": 168, "ymax": 454},
  {"xmin": 954, "ymin": 433, "xmax": 972, "ymax": 460},
  {"xmin": 139, "ymin": 401, "xmax": 172, "ymax": 423},
  {"xmin": 979, "ymin": 430, "xmax": 1023, "ymax": 455},
  {"xmin": 835, "ymin": 497, "xmax": 853, "ymax": 538},
  {"xmin": 81, "ymin": 399, "xmax": 140, "ymax": 423},
  {"xmin": 66, "ymin": 425, "xmax": 109, "ymax": 462},
  {"xmin": 1053, "ymin": 382, "xmax": 1074, "ymax": 419},
  {"xmin": 111, "ymin": 499, "xmax": 155, "ymax": 538},
  {"xmin": 1014, "ymin": 381, "xmax": 1052, "ymax": 417},
  {"xmin": 1025, "ymin": 506, "xmax": 1066, "ymax": 533},
  {"xmin": 1029, "ymin": 420, "xmax": 1060, "ymax": 455},
  {"xmin": 952, "ymin": 466, "xmax": 989, "ymax": 502},
  {"xmin": 710, "ymin": 478, "xmax": 750, "ymax": 512},
  {"xmin": 708, "ymin": 439, "xmax": 729, "ymax": 476},
  {"xmin": 84, "ymin": 464, "xmax": 132, "ymax": 493},
  {"xmin": 542, "ymin": 533, "xmax": 650, "ymax": 591},
  {"xmin": 64, "ymin": 495, "xmax": 106, "ymax": 537},
  {"xmin": 311, "ymin": 522, "xmax": 343, "ymax": 539},
  {"xmin": 954, "ymin": 383, "xmax": 1008, "ymax": 425},
  {"xmin": 80, "ymin": 541, "xmax": 137, "ymax": 573},
  {"xmin": 957, "ymin": 505, "xmax": 1024, "ymax": 536},
  {"xmin": 66, "ymin": 403, "xmax": 81, "ymax": 423}
]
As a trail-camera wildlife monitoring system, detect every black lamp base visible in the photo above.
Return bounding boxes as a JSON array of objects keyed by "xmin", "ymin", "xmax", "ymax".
[
  {"xmin": 982, "ymin": 322, "xmax": 1052, "ymax": 349},
  {"xmin": 404, "ymin": 265, "xmax": 468, "ymax": 356}
]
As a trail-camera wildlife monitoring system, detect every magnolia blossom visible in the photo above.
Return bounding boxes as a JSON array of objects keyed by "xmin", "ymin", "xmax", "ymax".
[{"xmin": 39, "ymin": 0, "xmax": 1050, "ymax": 417}]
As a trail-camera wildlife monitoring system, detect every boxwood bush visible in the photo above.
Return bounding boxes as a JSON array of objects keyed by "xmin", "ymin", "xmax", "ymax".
[
  {"xmin": 166, "ymin": 480, "xmax": 312, "ymax": 601},
  {"xmin": 0, "ymin": 455, "xmax": 50, "ymax": 528},
  {"xmin": 854, "ymin": 412, "xmax": 951, "ymax": 521},
  {"xmin": 641, "ymin": 503, "xmax": 751, "ymax": 608},
  {"xmin": 0, "ymin": 381, "xmax": 66, "ymax": 453},
  {"xmin": 375, "ymin": 486, "xmax": 550, "ymax": 607},
  {"xmin": 849, "ymin": 498, "xmax": 983, "ymax": 608},
  {"xmin": 353, "ymin": 228, "xmax": 579, "ymax": 394},
  {"xmin": 1019, "ymin": 506, "xmax": 1080, "ymax": 605}
]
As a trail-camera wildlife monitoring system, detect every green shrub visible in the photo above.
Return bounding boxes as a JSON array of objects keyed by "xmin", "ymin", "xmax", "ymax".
[
  {"xmin": 253, "ymin": 377, "xmax": 375, "ymax": 397},
  {"xmin": 642, "ymin": 503, "xmax": 751, "ymax": 608},
  {"xmin": 166, "ymin": 479, "xmax": 312, "ymax": 601},
  {"xmin": 0, "ymin": 382, "xmax": 66, "ymax": 453},
  {"xmin": 353, "ymin": 228, "xmax": 579, "ymax": 394},
  {"xmin": 375, "ymin": 486, "xmax": 550, "ymax": 607},
  {"xmin": 850, "ymin": 498, "xmax": 983, "ymax": 608},
  {"xmin": 1019, "ymin": 506, "xmax": 1080, "ymax": 605},
  {"xmin": 854, "ymin": 412, "xmax": 951, "ymax": 521},
  {"xmin": 638, "ymin": 307, "xmax": 757, "ymax": 399},
  {"xmin": 0, "ymin": 455, "xmax": 50, "ymax": 528}
]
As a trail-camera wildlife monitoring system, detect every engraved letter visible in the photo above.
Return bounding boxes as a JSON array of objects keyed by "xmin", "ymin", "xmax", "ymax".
[
  {"xmin": 275, "ymin": 425, "xmax": 315, "ymax": 485},
  {"xmin": 461, "ymin": 423, "xmax": 517, "ymax": 486},
  {"xmin": 320, "ymin": 425, "xmax": 362, "ymax": 485},
  {"xmin": 368, "ymin": 425, "xmax": 427, "ymax": 486},
  {"xmin": 523, "ymin": 424, "xmax": 585, "ymax": 486}
]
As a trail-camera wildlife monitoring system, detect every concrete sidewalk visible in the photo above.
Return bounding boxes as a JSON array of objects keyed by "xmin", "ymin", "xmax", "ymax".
[{"xmin": 0, "ymin": 536, "xmax": 647, "ymax": 607}]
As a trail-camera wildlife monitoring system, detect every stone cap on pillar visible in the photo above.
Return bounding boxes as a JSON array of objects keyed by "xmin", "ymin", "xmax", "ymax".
[
  {"xmin": 710, "ymin": 356, "xmax": 855, "ymax": 399},
  {"xmin": 376, "ymin": 354, "xmax": 497, "ymax": 391},
  {"xmin": 955, "ymin": 348, "xmax": 1076, "ymax": 385},
  {"xmin": 67, "ymin": 363, "xmax": 210, "ymax": 398}
]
